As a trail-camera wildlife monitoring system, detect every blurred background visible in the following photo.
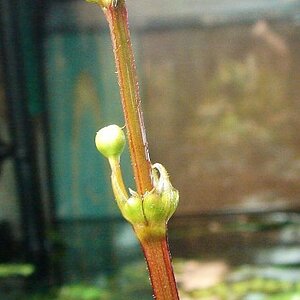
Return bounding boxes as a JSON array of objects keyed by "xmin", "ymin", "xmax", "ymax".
[{"xmin": 1, "ymin": 0, "xmax": 300, "ymax": 299}]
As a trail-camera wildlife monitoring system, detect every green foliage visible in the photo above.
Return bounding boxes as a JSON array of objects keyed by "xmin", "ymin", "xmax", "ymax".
[
  {"xmin": 0, "ymin": 264, "xmax": 34, "ymax": 278},
  {"xmin": 58, "ymin": 284, "xmax": 110, "ymax": 300},
  {"xmin": 267, "ymin": 291, "xmax": 300, "ymax": 300},
  {"xmin": 22, "ymin": 284, "xmax": 110, "ymax": 300},
  {"xmin": 115, "ymin": 261, "xmax": 152, "ymax": 299}
]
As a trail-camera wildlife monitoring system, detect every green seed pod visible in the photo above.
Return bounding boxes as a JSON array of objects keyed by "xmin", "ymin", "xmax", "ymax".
[
  {"xmin": 95, "ymin": 125, "xmax": 125, "ymax": 159},
  {"xmin": 121, "ymin": 195, "xmax": 145, "ymax": 225}
]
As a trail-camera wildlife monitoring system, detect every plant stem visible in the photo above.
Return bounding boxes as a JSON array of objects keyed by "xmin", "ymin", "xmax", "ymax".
[
  {"xmin": 108, "ymin": 157, "xmax": 128, "ymax": 201},
  {"xmin": 136, "ymin": 227, "xmax": 180, "ymax": 300},
  {"xmin": 102, "ymin": 0, "xmax": 152, "ymax": 195},
  {"xmin": 100, "ymin": 1, "xmax": 180, "ymax": 299}
]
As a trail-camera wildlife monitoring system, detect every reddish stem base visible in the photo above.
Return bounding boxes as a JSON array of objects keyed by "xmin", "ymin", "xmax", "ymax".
[{"xmin": 137, "ymin": 228, "xmax": 180, "ymax": 300}]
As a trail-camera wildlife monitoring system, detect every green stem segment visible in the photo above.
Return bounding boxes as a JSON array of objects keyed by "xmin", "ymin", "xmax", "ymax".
[
  {"xmin": 108, "ymin": 157, "xmax": 128, "ymax": 203},
  {"xmin": 102, "ymin": 0, "xmax": 152, "ymax": 195}
]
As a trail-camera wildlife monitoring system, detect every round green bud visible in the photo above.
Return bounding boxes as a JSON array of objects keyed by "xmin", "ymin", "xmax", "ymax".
[
  {"xmin": 95, "ymin": 125, "xmax": 125, "ymax": 158},
  {"xmin": 121, "ymin": 196, "xmax": 145, "ymax": 225},
  {"xmin": 143, "ymin": 191, "xmax": 169, "ymax": 223},
  {"xmin": 143, "ymin": 188, "xmax": 179, "ymax": 224}
]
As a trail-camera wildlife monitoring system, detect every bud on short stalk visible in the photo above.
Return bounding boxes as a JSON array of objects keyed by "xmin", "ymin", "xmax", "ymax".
[
  {"xmin": 95, "ymin": 124, "xmax": 125, "ymax": 159},
  {"xmin": 95, "ymin": 125, "xmax": 179, "ymax": 240},
  {"xmin": 143, "ymin": 164, "xmax": 179, "ymax": 225}
]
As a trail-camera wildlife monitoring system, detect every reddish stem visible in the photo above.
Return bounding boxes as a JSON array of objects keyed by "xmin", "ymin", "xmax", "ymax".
[
  {"xmin": 103, "ymin": 0, "xmax": 152, "ymax": 195},
  {"xmin": 137, "ymin": 230, "xmax": 180, "ymax": 300},
  {"xmin": 100, "ymin": 1, "xmax": 180, "ymax": 299}
]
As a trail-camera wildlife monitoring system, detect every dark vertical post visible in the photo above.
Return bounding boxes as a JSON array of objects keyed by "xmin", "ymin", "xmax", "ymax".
[{"xmin": 0, "ymin": 0, "xmax": 49, "ymax": 282}]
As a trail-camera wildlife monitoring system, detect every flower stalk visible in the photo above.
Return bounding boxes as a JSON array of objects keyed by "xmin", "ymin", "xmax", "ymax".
[
  {"xmin": 101, "ymin": 0, "xmax": 152, "ymax": 195},
  {"xmin": 96, "ymin": 126, "xmax": 180, "ymax": 299},
  {"xmin": 91, "ymin": 0, "xmax": 180, "ymax": 299}
]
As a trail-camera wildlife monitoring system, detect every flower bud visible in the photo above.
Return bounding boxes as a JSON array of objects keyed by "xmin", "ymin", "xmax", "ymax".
[
  {"xmin": 143, "ymin": 191, "xmax": 168, "ymax": 223},
  {"xmin": 161, "ymin": 188, "xmax": 179, "ymax": 221},
  {"xmin": 143, "ymin": 163, "xmax": 179, "ymax": 224},
  {"xmin": 95, "ymin": 125, "xmax": 125, "ymax": 158},
  {"xmin": 121, "ymin": 195, "xmax": 145, "ymax": 225}
]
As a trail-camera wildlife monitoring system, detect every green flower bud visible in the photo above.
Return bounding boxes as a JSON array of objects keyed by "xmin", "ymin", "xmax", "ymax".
[
  {"xmin": 143, "ymin": 188, "xmax": 179, "ymax": 224},
  {"xmin": 107, "ymin": 160, "xmax": 178, "ymax": 233},
  {"xmin": 121, "ymin": 194, "xmax": 145, "ymax": 225},
  {"xmin": 161, "ymin": 188, "xmax": 179, "ymax": 221},
  {"xmin": 95, "ymin": 125, "xmax": 125, "ymax": 158},
  {"xmin": 143, "ymin": 163, "xmax": 179, "ymax": 224},
  {"xmin": 143, "ymin": 191, "xmax": 168, "ymax": 223}
]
